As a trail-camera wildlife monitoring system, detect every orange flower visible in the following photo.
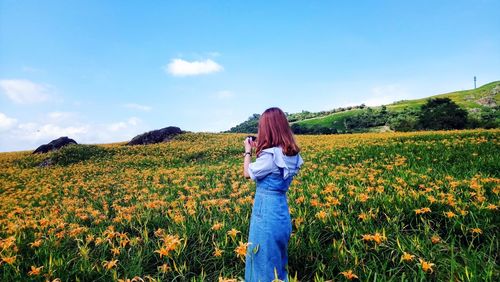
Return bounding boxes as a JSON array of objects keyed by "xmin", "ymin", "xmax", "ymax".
[
  {"xmin": 418, "ymin": 258, "xmax": 435, "ymax": 273},
  {"xmin": 444, "ymin": 211, "xmax": 456, "ymax": 218},
  {"xmin": 315, "ymin": 210, "xmax": 327, "ymax": 221},
  {"xmin": 431, "ymin": 235, "xmax": 441, "ymax": 244},
  {"xmin": 470, "ymin": 228, "xmax": 482, "ymax": 235},
  {"xmin": 340, "ymin": 269, "xmax": 358, "ymax": 280},
  {"xmin": 414, "ymin": 207, "xmax": 431, "ymax": 215},
  {"xmin": 1, "ymin": 256, "xmax": 16, "ymax": 265},
  {"xmin": 102, "ymin": 259, "xmax": 118, "ymax": 270},
  {"xmin": 29, "ymin": 239, "xmax": 43, "ymax": 248},
  {"xmin": 212, "ymin": 222, "xmax": 224, "ymax": 231},
  {"xmin": 158, "ymin": 263, "xmax": 170, "ymax": 273},
  {"xmin": 234, "ymin": 241, "xmax": 249, "ymax": 261},
  {"xmin": 28, "ymin": 265, "xmax": 43, "ymax": 276},
  {"xmin": 111, "ymin": 247, "xmax": 120, "ymax": 256}
]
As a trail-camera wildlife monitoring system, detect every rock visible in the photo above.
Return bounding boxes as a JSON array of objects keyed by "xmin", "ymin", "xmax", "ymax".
[
  {"xmin": 33, "ymin": 136, "xmax": 78, "ymax": 154},
  {"xmin": 491, "ymin": 85, "xmax": 500, "ymax": 95},
  {"xmin": 126, "ymin": 126, "xmax": 183, "ymax": 145},
  {"xmin": 477, "ymin": 96, "xmax": 496, "ymax": 107}
]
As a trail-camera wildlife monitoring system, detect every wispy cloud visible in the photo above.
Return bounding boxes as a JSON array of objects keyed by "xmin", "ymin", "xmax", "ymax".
[
  {"xmin": 362, "ymin": 84, "xmax": 410, "ymax": 106},
  {"xmin": 165, "ymin": 59, "xmax": 223, "ymax": 76},
  {"xmin": 21, "ymin": 66, "xmax": 44, "ymax": 73},
  {"xmin": 122, "ymin": 103, "xmax": 152, "ymax": 111},
  {"xmin": 0, "ymin": 79, "xmax": 52, "ymax": 104},
  {"xmin": 215, "ymin": 90, "xmax": 234, "ymax": 99}
]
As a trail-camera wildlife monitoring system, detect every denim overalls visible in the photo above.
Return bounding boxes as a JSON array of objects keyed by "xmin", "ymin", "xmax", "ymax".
[{"xmin": 245, "ymin": 155, "xmax": 299, "ymax": 282}]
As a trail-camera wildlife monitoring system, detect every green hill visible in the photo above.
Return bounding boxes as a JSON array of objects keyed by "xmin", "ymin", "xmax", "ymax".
[{"xmin": 227, "ymin": 81, "xmax": 499, "ymax": 133}]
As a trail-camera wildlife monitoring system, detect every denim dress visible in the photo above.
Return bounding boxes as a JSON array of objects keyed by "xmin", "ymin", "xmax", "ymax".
[{"xmin": 245, "ymin": 149, "xmax": 302, "ymax": 282}]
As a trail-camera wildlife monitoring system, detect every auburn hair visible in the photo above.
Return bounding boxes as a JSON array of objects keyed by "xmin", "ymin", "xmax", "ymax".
[{"xmin": 255, "ymin": 107, "xmax": 301, "ymax": 157}]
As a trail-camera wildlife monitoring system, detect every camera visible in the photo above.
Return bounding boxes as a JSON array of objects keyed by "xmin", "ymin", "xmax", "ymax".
[{"xmin": 246, "ymin": 135, "xmax": 257, "ymax": 142}]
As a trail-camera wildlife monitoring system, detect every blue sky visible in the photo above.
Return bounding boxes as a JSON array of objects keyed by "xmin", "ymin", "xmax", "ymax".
[{"xmin": 1, "ymin": 0, "xmax": 499, "ymax": 152}]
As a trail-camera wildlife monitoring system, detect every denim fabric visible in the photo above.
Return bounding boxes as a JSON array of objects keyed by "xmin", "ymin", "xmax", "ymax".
[{"xmin": 245, "ymin": 172, "xmax": 294, "ymax": 282}]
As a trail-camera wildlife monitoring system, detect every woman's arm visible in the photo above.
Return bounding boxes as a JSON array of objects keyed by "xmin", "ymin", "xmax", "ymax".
[{"xmin": 243, "ymin": 137, "xmax": 254, "ymax": 179}]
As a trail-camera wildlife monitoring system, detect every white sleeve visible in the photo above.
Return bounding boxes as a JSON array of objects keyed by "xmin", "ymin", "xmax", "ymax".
[{"xmin": 248, "ymin": 152, "xmax": 275, "ymax": 181}]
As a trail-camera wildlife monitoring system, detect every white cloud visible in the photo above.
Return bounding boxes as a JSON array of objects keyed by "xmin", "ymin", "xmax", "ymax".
[
  {"xmin": 122, "ymin": 103, "xmax": 152, "ymax": 111},
  {"xmin": 362, "ymin": 85, "xmax": 410, "ymax": 106},
  {"xmin": 47, "ymin": 111, "xmax": 77, "ymax": 120},
  {"xmin": 215, "ymin": 90, "xmax": 234, "ymax": 99},
  {"xmin": 165, "ymin": 59, "xmax": 223, "ymax": 76},
  {"xmin": 0, "ymin": 114, "xmax": 147, "ymax": 152},
  {"xmin": 0, "ymin": 79, "xmax": 52, "ymax": 104},
  {"xmin": 107, "ymin": 117, "xmax": 141, "ymax": 131},
  {"xmin": 0, "ymin": 112, "xmax": 17, "ymax": 131}
]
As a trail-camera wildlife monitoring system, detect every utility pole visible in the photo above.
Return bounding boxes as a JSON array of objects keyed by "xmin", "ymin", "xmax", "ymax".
[{"xmin": 474, "ymin": 76, "xmax": 477, "ymax": 89}]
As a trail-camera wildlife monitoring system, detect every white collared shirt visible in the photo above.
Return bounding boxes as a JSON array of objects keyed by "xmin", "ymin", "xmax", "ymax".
[{"xmin": 247, "ymin": 146, "xmax": 304, "ymax": 181}]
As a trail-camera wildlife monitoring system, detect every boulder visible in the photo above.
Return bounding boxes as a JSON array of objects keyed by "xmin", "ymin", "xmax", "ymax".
[
  {"xmin": 33, "ymin": 136, "xmax": 78, "ymax": 154},
  {"xmin": 127, "ymin": 126, "xmax": 183, "ymax": 145}
]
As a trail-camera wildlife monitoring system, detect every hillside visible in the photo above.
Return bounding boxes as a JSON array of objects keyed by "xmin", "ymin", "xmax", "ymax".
[
  {"xmin": 0, "ymin": 130, "xmax": 498, "ymax": 281},
  {"xmin": 227, "ymin": 81, "xmax": 499, "ymax": 133}
]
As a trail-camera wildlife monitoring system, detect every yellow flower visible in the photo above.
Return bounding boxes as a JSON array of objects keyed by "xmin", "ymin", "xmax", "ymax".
[
  {"xmin": 340, "ymin": 269, "xmax": 358, "ymax": 280},
  {"xmin": 227, "ymin": 228, "xmax": 240, "ymax": 239},
  {"xmin": 401, "ymin": 252, "xmax": 415, "ymax": 262},
  {"xmin": 418, "ymin": 258, "xmax": 435, "ymax": 273},
  {"xmin": 214, "ymin": 246, "xmax": 223, "ymax": 257},
  {"xmin": 28, "ymin": 265, "xmax": 43, "ymax": 276}
]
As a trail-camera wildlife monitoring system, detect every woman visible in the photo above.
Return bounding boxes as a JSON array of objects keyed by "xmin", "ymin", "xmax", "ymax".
[{"xmin": 242, "ymin": 107, "xmax": 304, "ymax": 282}]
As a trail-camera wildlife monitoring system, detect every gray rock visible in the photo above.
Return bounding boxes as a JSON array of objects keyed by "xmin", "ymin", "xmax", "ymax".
[
  {"xmin": 33, "ymin": 136, "xmax": 78, "ymax": 154},
  {"xmin": 127, "ymin": 126, "xmax": 184, "ymax": 145}
]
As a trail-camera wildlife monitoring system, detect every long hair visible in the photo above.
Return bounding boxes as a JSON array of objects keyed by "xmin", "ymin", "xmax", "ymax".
[{"xmin": 255, "ymin": 107, "xmax": 301, "ymax": 157}]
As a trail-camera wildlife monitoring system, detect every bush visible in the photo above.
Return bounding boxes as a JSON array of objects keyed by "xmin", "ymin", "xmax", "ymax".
[
  {"xmin": 418, "ymin": 98, "xmax": 468, "ymax": 130},
  {"xmin": 51, "ymin": 144, "xmax": 114, "ymax": 166}
]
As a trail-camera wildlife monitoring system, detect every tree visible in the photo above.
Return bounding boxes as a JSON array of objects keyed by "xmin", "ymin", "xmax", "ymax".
[{"xmin": 418, "ymin": 98, "xmax": 468, "ymax": 130}]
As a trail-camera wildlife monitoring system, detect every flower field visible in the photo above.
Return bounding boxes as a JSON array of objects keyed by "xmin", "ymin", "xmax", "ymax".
[{"xmin": 0, "ymin": 129, "xmax": 498, "ymax": 281}]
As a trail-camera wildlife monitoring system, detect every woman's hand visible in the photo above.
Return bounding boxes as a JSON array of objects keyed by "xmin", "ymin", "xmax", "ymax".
[{"xmin": 243, "ymin": 137, "xmax": 254, "ymax": 152}]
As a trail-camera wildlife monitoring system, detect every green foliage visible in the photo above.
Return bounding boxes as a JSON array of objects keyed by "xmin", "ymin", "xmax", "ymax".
[
  {"xmin": 388, "ymin": 108, "xmax": 421, "ymax": 132},
  {"xmin": 225, "ymin": 114, "xmax": 260, "ymax": 133},
  {"xmin": 418, "ymin": 98, "xmax": 468, "ymax": 130},
  {"xmin": 343, "ymin": 107, "xmax": 389, "ymax": 131},
  {"xmin": 51, "ymin": 144, "xmax": 114, "ymax": 166}
]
